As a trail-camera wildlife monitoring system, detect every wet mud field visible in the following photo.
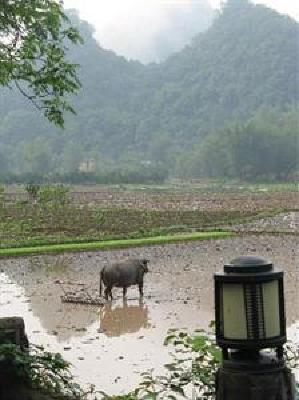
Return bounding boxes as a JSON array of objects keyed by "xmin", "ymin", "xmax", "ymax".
[{"xmin": 0, "ymin": 234, "xmax": 298, "ymax": 395}]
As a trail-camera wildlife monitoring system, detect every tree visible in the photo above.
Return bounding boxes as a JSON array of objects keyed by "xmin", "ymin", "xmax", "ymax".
[{"xmin": 0, "ymin": 0, "xmax": 82, "ymax": 126}]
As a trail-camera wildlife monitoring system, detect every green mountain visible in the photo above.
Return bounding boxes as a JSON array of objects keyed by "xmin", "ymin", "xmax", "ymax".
[{"xmin": 0, "ymin": 0, "xmax": 298, "ymax": 182}]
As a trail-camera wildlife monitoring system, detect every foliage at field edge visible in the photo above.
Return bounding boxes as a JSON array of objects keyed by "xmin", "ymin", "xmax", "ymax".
[{"xmin": 1, "ymin": 327, "xmax": 298, "ymax": 399}]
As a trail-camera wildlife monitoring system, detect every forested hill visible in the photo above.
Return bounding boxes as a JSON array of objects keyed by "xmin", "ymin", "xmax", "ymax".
[
  {"xmin": 0, "ymin": 0, "xmax": 298, "ymax": 182},
  {"xmin": 151, "ymin": 0, "xmax": 298, "ymax": 137}
]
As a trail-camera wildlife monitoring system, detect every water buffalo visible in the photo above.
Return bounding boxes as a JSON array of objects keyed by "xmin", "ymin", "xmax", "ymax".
[{"xmin": 100, "ymin": 259, "xmax": 149, "ymax": 300}]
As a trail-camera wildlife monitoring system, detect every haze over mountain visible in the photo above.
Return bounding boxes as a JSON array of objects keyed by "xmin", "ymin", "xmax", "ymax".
[
  {"xmin": 0, "ymin": 0, "xmax": 298, "ymax": 182},
  {"xmin": 64, "ymin": 0, "xmax": 299, "ymax": 63},
  {"xmin": 64, "ymin": 0, "xmax": 215, "ymax": 63}
]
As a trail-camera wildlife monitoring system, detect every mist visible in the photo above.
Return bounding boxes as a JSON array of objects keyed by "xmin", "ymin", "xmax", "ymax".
[
  {"xmin": 64, "ymin": 0, "xmax": 298, "ymax": 63},
  {"xmin": 64, "ymin": 0, "xmax": 214, "ymax": 63}
]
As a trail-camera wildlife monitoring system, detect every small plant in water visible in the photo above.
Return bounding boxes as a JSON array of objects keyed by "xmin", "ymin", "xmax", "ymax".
[
  {"xmin": 129, "ymin": 324, "xmax": 299, "ymax": 400},
  {"xmin": 134, "ymin": 326, "xmax": 221, "ymax": 400}
]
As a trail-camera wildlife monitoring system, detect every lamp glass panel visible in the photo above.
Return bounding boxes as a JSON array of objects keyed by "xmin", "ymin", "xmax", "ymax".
[
  {"xmin": 262, "ymin": 280, "xmax": 280, "ymax": 338},
  {"xmin": 222, "ymin": 283, "xmax": 247, "ymax": 339}
]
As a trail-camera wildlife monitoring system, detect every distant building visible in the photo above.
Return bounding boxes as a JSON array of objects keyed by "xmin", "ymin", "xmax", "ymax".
[
  {"xmin": 78, "ymin": 159, "xmax": 96, "ymax": 173},
  {"xmin": 140, "ymin": 160, "xmax": 152, "ymax": 166}
]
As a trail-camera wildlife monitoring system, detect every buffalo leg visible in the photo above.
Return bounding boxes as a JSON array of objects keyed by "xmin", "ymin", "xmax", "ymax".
[
  {"xmin": 138, "ymin": 282, "xmax": 144, "ymax": 297},
  {"xmin": 123, "ymin": 287, "xmax": 127, "ymax": 298},
  {"xmin": 105, "ymin": 286, "xmax": 113, "ymax": 301}
]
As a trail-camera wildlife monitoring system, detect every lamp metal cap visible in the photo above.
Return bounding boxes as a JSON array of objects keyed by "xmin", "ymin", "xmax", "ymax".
[{"xmin": 224, "ymin": 256, "xmax": 273, "ymax": 273}]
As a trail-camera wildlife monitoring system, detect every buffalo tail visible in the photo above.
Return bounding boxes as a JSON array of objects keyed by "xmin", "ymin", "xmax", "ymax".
[{"xmin": 99, "ymin": 270, "xmax": 103, "ymax": 297}]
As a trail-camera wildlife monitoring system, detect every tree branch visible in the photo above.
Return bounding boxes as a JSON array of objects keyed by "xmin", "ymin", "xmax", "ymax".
[{"xmin": 14, "ymin": 80, "xmax": 43, "ymax": 110}]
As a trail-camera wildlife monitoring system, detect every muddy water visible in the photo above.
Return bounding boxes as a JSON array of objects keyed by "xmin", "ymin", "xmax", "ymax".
[{"xmin": 0, "ymin": 235, "xmax": 298, "ymax": 395}]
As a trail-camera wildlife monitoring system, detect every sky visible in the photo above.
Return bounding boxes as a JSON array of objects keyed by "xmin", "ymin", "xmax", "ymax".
[
  {"xmin": 64, "ymin": 0, "xmax": 298, "ymax": 62},
  {"xmin": 210, "ymin": 0, "xmax": 298, "ymax": 17}
]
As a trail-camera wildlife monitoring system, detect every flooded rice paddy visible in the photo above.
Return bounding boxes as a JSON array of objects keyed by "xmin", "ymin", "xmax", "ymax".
[{"xmin": 0, "ymin": 235, "xmax": 298, "ymax": 395}]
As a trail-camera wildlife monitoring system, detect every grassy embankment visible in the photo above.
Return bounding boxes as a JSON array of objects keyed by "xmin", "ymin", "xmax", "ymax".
[{"xmin": 0, "ymin": 231, "xmax": 233, "ymax": 257}]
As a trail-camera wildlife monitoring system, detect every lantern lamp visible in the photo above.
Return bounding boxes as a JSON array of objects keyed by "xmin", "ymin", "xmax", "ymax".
[{"xmin": 214, "ymin": 256, "xmax": 286, "ymax": 359}]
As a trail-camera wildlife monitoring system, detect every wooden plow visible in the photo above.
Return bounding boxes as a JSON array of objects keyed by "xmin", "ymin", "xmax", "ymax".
[{"xmin": 58, "ymin": 280, "xmax": 105, "ymax": 306}]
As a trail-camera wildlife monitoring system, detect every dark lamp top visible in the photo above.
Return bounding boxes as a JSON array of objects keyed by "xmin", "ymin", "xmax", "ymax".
[{"xmin": 224, "ymin": 256, "xmax": 273, "ymax": 273}]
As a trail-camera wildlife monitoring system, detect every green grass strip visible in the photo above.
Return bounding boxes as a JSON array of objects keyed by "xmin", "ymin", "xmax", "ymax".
[{"xmin": 0, "ymin": 231, "xmax": 233, "ymax": 258}]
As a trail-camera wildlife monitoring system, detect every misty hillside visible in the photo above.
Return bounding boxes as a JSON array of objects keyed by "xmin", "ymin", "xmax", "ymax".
[
  {"xmin": 150, "ymin": 0, "xmax": 298, "ymax": 137},
  {"xmin": 0, "ymin": 0, "xmax": 298, "ymax": 182},
  {"xmin": 90, "ymin": 0, "xmax": 214, "ymax": 63}
]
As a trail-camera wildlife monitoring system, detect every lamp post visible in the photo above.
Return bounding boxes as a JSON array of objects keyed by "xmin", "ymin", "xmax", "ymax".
[{"xmin": 214, "ymin": 256, "xmax": 295, "ymax": 400}]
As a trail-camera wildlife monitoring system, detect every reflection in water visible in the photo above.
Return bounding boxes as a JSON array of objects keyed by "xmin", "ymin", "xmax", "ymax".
[
  {"xmin": 99, "ymin": 299, "xmax": 151, "ymax": 337},
  {"xmin": 25, "ymin": 281, "xmax": 99, "ymax": 342},
  {"xmin": 31, "ymin": 300, "xmax": 98, "ymax": 342},
  {"xmin": 3, "ymin": 257, "xmax": 98, "ymax": 342}
]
